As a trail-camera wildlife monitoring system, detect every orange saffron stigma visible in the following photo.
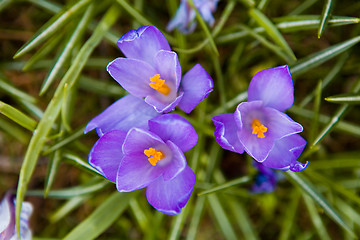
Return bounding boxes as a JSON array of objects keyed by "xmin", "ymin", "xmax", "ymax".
[
  {"xmin": 251, "ymin": 119, "xmax": 267, "ymax": 138},
  {"xmin": 144, "ymin": 147, "xmax": 164, "ymax": 166},
  {"xmin": 149, "ymin": 74, "xmax": 170, "ymax": 95}
]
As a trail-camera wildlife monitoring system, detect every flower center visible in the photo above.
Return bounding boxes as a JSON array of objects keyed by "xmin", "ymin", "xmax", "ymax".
[
  {"xmin": 251, "ymin": 119, "xmax": 267, "ymax": 138},
  {"xmin": 149, "ymin": 74, "xmax": 170, "ymax": 95},
  {"xmin": 144, "ymin": 147, "xmax": 165, "ymax": 166}
]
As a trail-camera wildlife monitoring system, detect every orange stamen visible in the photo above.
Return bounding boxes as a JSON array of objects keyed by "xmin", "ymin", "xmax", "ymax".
[
  {"xmin": 251, "ymin": 119, "xmax": 267, "ymax": 138},
  {"xmin": 149, "ymin": 74, "xmax": 170, "ymax": 95},
  {"xmin": 144, "ymin": 147, "xmax": 164, "ymax": 166}
]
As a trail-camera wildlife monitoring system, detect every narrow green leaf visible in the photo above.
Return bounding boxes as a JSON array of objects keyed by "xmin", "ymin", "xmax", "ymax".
[
  {"xmin": 0, "ymin": 78, "xmax": 37, "ymax": 103},
  {"xmin": 228, "ymin": 198, "xmax": 259, "ymax": 240},
  {"xmin": 216, "ymin": 16, "xmax": 360, "ymax": 44},
  {"xmin": 40, "ymin": 3, "xmax": 94, "ymax": 95},
  {"xmin": 0, "ymin": 101, "xmax": 37, "ymax": 131},
  {"xmin": 312, "ymin": 79, "xmax": 360, "ymax": 146},
  {"xmin": 306, "ymin": 170, "xmax": 360, "ymax": 207},
  {"xmin": 50, "ymin": 195, "xmax": 89, "ymax": 223},
  {"xmin": 129, "ymin": 198, "xmax": 149, "ymax": 233},
  {"xmin": 186, "ymin": 197, "xmax": 206, "ymax": 240},
  {"xmin": 78, "ymin": 75, "xmax": 124, "ymax": 97},
  {"xmin": 15, "ymin": 5, "xmax": 120, "ymax": 233},
  {"xmin": 63, "ymin": 191, "xmax": 136, "ymax": 240},
  {"xmin": 238, "ymin": 24, "xmax": 294, "ymax": 63},
  {"xmin": 23, "ymin": 32, "xmax": 64, "ymax": 71},
  {"xmin": 169, "ymin": 208, "xmax": 188, "ymax": 240},
  {"xmin": 303, "ymin": 194, "xmax": 332, "ymax": 240},
  {"xmin": 300, "ymin": 52, "xmax": 349, "ymax": 107},
  {"xmin": 285, "ymin": 171, "xmax": 356, "ymax": 237},
  {"xmin": 43, "ymin": 126, "xmax": 85, "ymax": 155},
  {"xmin": 290, "ymin": 36, "xmax": 360, "ymax": 76},
  {"xmin": 188, "ymin": 0, "xmax": 218, "ymax": 56},
  {"xmin": 290, "ymin": 105, "xmax": 360, "ymax": 137},
  {"xmin": 44, "ymin": 150, "xmax": 62, "ymax": 197},
  {"xmin": 198, "ymin": 176, "xmax": 251, "ymax": 196},
  {"xmin": 63, "ymin": 152, "xmax": 102, "ymax": 176},
  {"xmin": 318, "ymin": 0, "xmax": 334, "ymax": 38},
  {"xmin": 325, "ymin": 93, "xmax": 360, "ymax": 104},
  {"xmin": 208, "ymin": 194, "xmax": 238, "ymax": 240},
  {"xmin": 279, "ymin": 190, "xmax": 301, "ymax": 240},
  {"xmin": 308, "ymin": 80, "xmax": 322, "ymax": 145},
  {"xmin": 14, "ymin": 0, "xmax": 92, "ymax": 58},
  {"xmin": 289, "ymin": 0, "xmax": 318, "ymax": 15},
  {"xmin": 27, "ymin": 179, "xmax": 109, "ymax": 199},
  {"xmin": 0, "ymin": 117, "xmax": 30, "ymax": 144},
  {"xmin": 249, "ymin": 8, "xmax": 297, "ymax": 62}
]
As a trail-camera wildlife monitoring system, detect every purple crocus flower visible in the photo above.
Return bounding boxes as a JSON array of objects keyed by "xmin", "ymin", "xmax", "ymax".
[
  {"xmin": 167, "ymin": 0, "xmax": 219, "ymax": 34},
  {"xmin": 212, "ymin": 65, "xmax": 308, "ymax": 172},
  {"xmin": 89, "ymin": 113, "xmax": 197, "ymax": 214},
  {"xmin": 107, "ymin": 25, "xmax": 213, "ymax": 114},
  {"xmin": 84, "ymin": 94, "xmax": 160, "ymax": 137},
  {"xmin": 0, "ymin": 193, "xmax": 32, "ymax": 240},
  {"xmin": 251, "ymin": 162, "xmax": 278, "ymax": 193}
]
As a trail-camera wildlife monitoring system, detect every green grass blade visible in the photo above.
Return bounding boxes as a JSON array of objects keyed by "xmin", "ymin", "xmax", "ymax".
[
  {"xmin": 14, "ymin": 0, "xmax": 92, "ymax": 58},
  {"xmin": 63, "ymin": 191, "xmax": 136, "ymax": 240},
  {"xmin": 325, "ymin": 93, "xmax": 360, "ymax": 104},
  {"xmin": 229, "ymin": 198, "xmax": 259, "ymax": 240},
  {"xmin": 189, "ymin": 0, "xmax": 218, "ymax": 56},
  {"xmin": 300, "ymin": 52, "xmax": 349, "ymax": 107},
  {"xmin": 290, "ymin": 36, "xmax": 360, "ymax": 76},
  {"xmin": 27, "ymin": 179, "xmax": 109, "ymax": 199},
  {"xmin": 303, "ymin": 194, "xmax": 331, "ymax": 240},
  {"xmin": 50, "ymin": 195, "xmax": 89, "ymax": 223},
  {"xmin": 0, "ymin": 117, "xmax": 30, "ymax": 144},
  {"xmin": 23, "ymin": 32, "xmax": 64, "ymax": 71},
  {"xmin": 198, "ymin": 176, "xmax": 251, "ymax": 196},
  {"xmin": 208, "ymin": 194, "xmax": 238, "ymax": 240},
  {"xmin": 44, "ymin": 150, "xmax": 62, "ymax": 197},
  {"xmin": 129, "ymin": 198, "xmax": 149, "ymax": 234},
  {"xmin": 186, "ymin": 197, "xmax": 206, "ymax": 240},
  {"xmin": 43, "ymin": 126, "xmax": 85, "ymax": 155},
  {"xmin": 63, "ymin": 152, "xmax": 101, "ymax": 176},
  {"xmin": 0, "ymin": 78, "xmax": 37, "ymax": 103},
  {"xmin": 279, "ymin": 190, "xmax": 301, "ymax": 240},
  {"xmin": 0, "ymin": 101, "xmax": 37, "ymax": 131},
  {"xmin": 238, "ymin": 24, "xmax": 294, "ymax": 63},
  {"xmin": 15, "ymin": 5, "xmax": 120, "ymax": 233},
  {"xmin": 40, "ymin": 3, "xmax": 94, "ymax": 95},
  {"xmin": 289, "ymin": 0, "xmax": 317, "ymax": 15},
  {"xmin": 308, "ymin": 80, "xmax": 322, "ymax": 145},
  {"xmin": 285, "ymin": 171, "xmax": 356, "ymax": 237},
  {"xmin": 249, "ymin": 8, "xmax": 297, "ymax": 62},
  {"xmin": 318, "ymin": 0, "xmax": 334, "ymax": 38},
  {"xmin": 78, "ymin": 75, "xmax": 124, "ymax": 97},
  {"xmin": 312, "ymin": 79, "xmax": 360, "ymax": 146}
]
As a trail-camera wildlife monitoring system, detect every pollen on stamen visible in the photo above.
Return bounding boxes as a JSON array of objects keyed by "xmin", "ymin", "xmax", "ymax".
[
  {"xmin": 144, "ymin": 147, "xmax": 165, "ymax": 166},
  {"xmin": 251, "ymin": 119, "xmax": 267, "ymax": 138},
  {"xmin": 149, "ymin": 74, "xmax": 170, "ymax": 95}
]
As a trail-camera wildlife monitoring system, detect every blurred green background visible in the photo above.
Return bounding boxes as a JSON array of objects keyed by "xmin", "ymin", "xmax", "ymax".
[{"xmin": 1, "ymin": 0, "xmax": 360, "ymax": 239}]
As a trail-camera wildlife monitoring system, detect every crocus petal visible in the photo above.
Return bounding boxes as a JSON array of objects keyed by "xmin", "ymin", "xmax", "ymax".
[
  {"xmin": 107, "ymin": 58, "xmax": 157, "ymax": 97},
  {"xmin": 89, "ymin": 130, "xmax": 127, "ymax": 182},
  {"xmin": 212, "ymin": 113, "xmax": 244, "ymax": 154},
  {"xmin": 122, "ymin": 128, "xmax": 165, "ymax": 155},
  {"xmin": 247, "ymin": 65, "xmax": 294, "ymax": 111},
  {"xmin": 235, "ymin": 101, "xmax": 303, "ymax": 162},
  {"xmin": 18, "ymin": 201, "xmax": 33, "ymax": 240},
  {"xmin": 154, "ymin": 50, "xmax": 182, "ymax": 91},
  {"xmin": 178, "ymin": 63, "xmax": 214, "ymax": 113},
  {"xmin": 117, "ymin": 25, "xmax": 171, "ymax": 66},
  {"xmin": 196, "ymin": 0, "xmax": 219, "ymax": 26},
  {"xmin": 116, "ymin": 153, "xmax": 165, "ymax": 192},
  {"xmin": 148, "ymin": 113, "xmax": 198, "ymax": 152},
  {"xmin": 262, "ymin": 134, "xmax": 308, "ymax": 172},
  {"xmin": 146, "ymin": 166, "xmax": 195, "ymax": 215},
  {"xmin": 145, "ymin": 91, "xmax": 184, "ymax": 113},
  {"xmin": 0, "ymin": 193, "xmax": 12, "ymax": 234},
  {"xmin": 161, "ymin": 140, "xmax": 187, "ymax": 181},
  {"xmin": 166, "ymin": 1, "xmax": 195, "ymax": 34},
  {"xmin": 84, "ymin": 95, "xmax": 160, "ymax": 137}
]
